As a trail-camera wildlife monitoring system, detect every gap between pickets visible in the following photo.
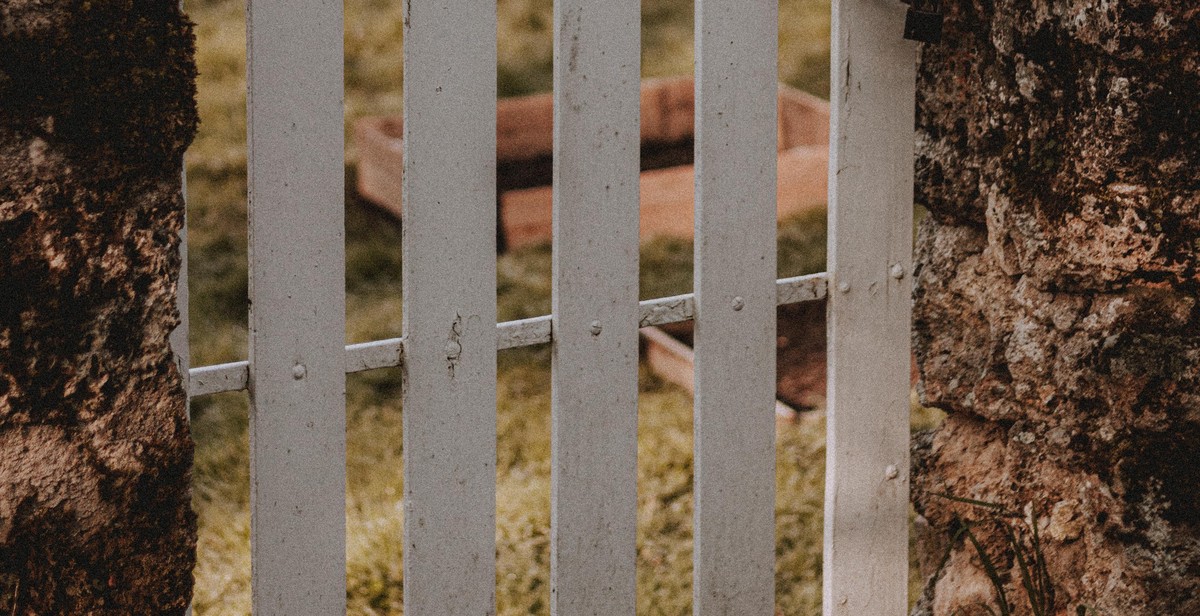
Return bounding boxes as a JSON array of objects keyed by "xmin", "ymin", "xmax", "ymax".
[{"xmin": 186, "ymin": 272, "xmax": 828, "ymax": 398}]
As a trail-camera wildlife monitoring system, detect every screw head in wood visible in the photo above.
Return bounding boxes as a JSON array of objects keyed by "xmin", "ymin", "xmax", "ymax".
[
  {"xmin": 731, "ymin": 296, "xmax": 745, "ymax": 311},
  {"xmin": 292, "ymin": 363, "xmax": 307, "ymax": 380},
  {"xmin": 837, "ymin": 281, "xmax": 851, "ymax": 294},
  {"xmin": 590, "ymin": 320, "xmax": 603, "ymax": 336},
  {"xmin": 885, "ymin": 464, "xmax": 899, "ymax": 480},
  {"xmin": 890, "ymin": 263, "xmax": 905, "ymax": 279}
]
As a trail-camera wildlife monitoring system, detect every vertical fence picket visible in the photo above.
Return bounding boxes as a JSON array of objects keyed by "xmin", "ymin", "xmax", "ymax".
[
  {"xmin": 174, "ymin": 171, "xmax": 192, "ymax": 616},
  {"xmin": 549, "ymin": 0, "xmax": 641, "ymax": 612},
  {"xmin": 692, "ymin": 1, "xmax": 779, "ymax": 614},
  {"xmin": 401, "ymin": 1, "xmax": 497, "ymax": 614},
  {"xmin": 823, "ymin": 1, "xmax": 916, "ymax": 614},
  {"xmin": 182, "ymin": 1, "xmax": 915, "ymax": 611},
  {"xmin": 245, "ymin": 1, "xmax": 346, "ymax": 613},
  {"xmin": 173, "ymin": 170, "xmax": 190, "ymax": 416}
]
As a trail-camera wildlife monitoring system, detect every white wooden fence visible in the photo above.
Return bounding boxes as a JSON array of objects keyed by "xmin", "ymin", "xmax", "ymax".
[{"xmin": 176, "ymin": 0, "xmax": 916, "ymax": 614}]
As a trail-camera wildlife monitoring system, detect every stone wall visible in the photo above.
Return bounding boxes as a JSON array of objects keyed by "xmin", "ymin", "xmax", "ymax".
[
  {"xmin": 911, "ymin": 1, "xmax": 1199, "ymax": 614},
  {"xmin": 0, "ymin": 2, "xmax": 198, "ymax": 612}
]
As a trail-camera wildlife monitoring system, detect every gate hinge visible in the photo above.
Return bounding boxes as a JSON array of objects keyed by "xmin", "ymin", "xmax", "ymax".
[{"xmin": 902, "ymin": 0, "xmax": 944, "ymax": 44}]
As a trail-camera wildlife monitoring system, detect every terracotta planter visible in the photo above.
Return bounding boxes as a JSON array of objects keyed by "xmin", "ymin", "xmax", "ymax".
[{"xmin": 354, "ymin": 76, "xmax": 830, "ymax": 250}]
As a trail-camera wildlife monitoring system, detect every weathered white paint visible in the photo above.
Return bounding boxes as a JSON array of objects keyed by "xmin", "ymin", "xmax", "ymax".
[
  {"xmin": 175, "ymin": 169, "xmax": 193, "ymax": 616},
  {"xmin": 777, "ymin": 272, "xmax": 828, "ymax": 306},
  {"xmin": 692, "ymin": 0, "xmax": 779, "ymax": 613},
  {"xmin": 823, "ymin": 0, "xmax": 916, "ymax": 614},
  {"xmin": 190, "ymin": 361, "xmax": 249, "ymax": 397},
  {"xmin": 401, "ymin": 0, "xmax": 498, "ymax": 613},
  {"xmin": 639, "ymin": 293, "xmax": 694, "ymax": 328},
  {"xmin": 175, "ymin": 0, "xmax": 920, "ymax": 609},
  {"xmin": 245, "ymin": 0, "xmax": 346, "ymax": 612},
  {"xmin": 172, "ymin": 171, "xmax": 190, "ymax": 401},
  {"xmin": 498, "ymin": 315, "xmax": 554, "ymax": 350},
  {"xmin": 187, "ymin": 274, "xmax": 831, "ymax": 397},
  {"xmin": 344, "ymin": 337, "xmax": 405, "ymax": 373},
  {"xmin": 550, "ymin": 0, "xmax": 641, "ymax": 613}
]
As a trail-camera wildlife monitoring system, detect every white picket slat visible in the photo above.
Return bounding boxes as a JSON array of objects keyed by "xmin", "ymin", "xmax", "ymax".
[
  {"xmin": 184, "ymin": 1, "xmax": 917, "ymax": 610},
  {"xmin": 823, "ymin": 0, "xmax": 916, "ymax": 614},
  {"xmin": 550, "ymin": 0, "xmax": 641, "ymax": 612},
  {"xmin": 401, "ymin": 1, "xmax": 498, "ymax": 613},
  {"xmin": 173, "ymin": 169, "xmax": 190, "ymax": 407},
  {"xmin": 692, "ymin": 0, "xmax": 779, "ymax": 613},
  {"xmin": 245, "ymin": 0, "xmax": 346, "ymax": 612},
  {"xmin": 175, "ymin": 170, "xmax": 193, "ymax": 616}
]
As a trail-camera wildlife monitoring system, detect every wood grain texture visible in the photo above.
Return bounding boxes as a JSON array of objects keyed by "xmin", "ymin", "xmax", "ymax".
[
  {"xmin": 692, "ymin": 0, "xmax": 779, "ymax": 613},
  {"xmin": 401, "ymin": 1, "xmax": 498, "ymax": 613},
  {"xmin": 823, "ymin": 0, "xmax": 916, "ymax": 614},
  {"xmin": 550, "ymin": 0, "xmax": 641, "ymax": 612}
]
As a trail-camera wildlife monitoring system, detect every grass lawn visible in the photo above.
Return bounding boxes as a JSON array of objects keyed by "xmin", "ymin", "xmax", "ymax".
[{"xmin": 183, "ymin": 0, "xmax": 937, "ymax": 613}]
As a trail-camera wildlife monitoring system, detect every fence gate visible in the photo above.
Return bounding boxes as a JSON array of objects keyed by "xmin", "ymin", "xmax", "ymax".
[{"xmin": 178, "ymin": 0, "xmax": 916, "ymax": 614}]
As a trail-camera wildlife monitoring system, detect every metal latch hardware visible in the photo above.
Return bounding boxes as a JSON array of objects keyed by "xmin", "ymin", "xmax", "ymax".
[{"xmin": 903, "ymin": 0, "xmax": 943, "ymax": 44}]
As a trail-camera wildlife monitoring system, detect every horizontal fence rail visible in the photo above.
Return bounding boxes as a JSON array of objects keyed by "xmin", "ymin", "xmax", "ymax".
[
  {"xmin": 186, "ymin": 273, "xmax": 828, "ymax": 398},
  {"xmin": 182, "ymin": 0, "xmax": 914, "ymax": 612}
]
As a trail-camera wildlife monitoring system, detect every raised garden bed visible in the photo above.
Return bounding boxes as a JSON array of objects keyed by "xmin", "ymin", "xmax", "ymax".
[
  {"xmin": 641, "ymin": 301, "xmax": 827, "ymax": 420},
  {"xmin": 354, "ymin": 76, "xmax": 829, "ymax": 251},
  {"xmin": 357, "ymin": 76, "xmax": 834, "ymax": 415},
  {"xmin": 642, "ymin": 299, "xmax": 919, "ymax": 420}
]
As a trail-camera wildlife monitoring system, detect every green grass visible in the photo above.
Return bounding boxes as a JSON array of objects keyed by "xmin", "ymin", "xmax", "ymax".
[{"xmin": 180, "ymin": 0, "xmax": 940, "ymax": 614}]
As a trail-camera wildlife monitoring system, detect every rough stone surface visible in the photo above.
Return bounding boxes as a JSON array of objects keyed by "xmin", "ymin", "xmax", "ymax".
[
  {"xmin": 910, "ymin": 1, "xmax": 1199, "ymax": 614},
  {"xmin": 0, "ymin": 2, "xmax": 198, "ymax": 613}
]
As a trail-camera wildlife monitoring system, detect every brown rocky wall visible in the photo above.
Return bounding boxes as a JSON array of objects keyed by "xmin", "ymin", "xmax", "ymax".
[
  {"xmin": 911, "ymin": 1, "xmax": 1199, "ymax": 614},
  {"xmin": 0, "ymin": 1, "xmax": 198, "ymax": 613}
]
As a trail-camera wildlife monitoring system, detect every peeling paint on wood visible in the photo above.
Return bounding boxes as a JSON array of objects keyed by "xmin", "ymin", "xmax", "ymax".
[
  {"xmin": 823, "ymin": 0, "xmax": 916, "ymax": 614},
  {"xmin": 401, "ymin": 0, "xmax": 498, "ymax": 612}
]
